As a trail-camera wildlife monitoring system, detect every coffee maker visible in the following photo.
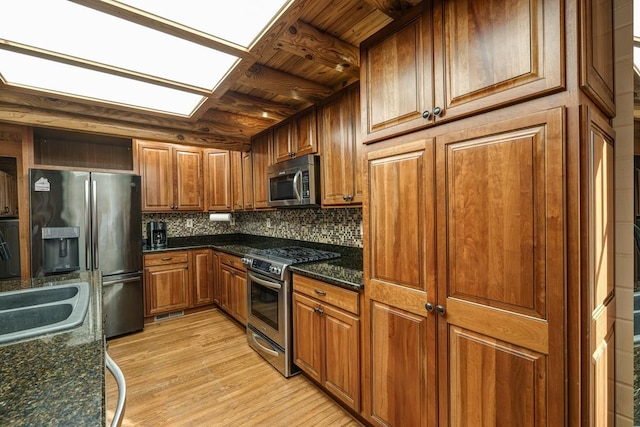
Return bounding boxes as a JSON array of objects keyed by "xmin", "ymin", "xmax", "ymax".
[{"xmin": 146, "ymin": 221, "xmax": 167, "ymax": 248}]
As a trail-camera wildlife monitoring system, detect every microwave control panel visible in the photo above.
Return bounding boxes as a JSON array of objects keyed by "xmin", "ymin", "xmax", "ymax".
[{"xmin": 301, "ymin": 170, "xmax": 310, "ymax": 198}]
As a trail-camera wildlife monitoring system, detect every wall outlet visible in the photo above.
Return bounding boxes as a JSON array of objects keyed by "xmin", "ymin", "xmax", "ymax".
[
  {"xmin": 229, "ymin": 216, "xmax": 235, "ymax": 226},
  {"xmin": 186, "ymin": 219, "xmax": 193, "ymax": 228},
  {"xmin": 266, "ymin": 217, "xmax": 272, "ymax": 228},
  {"xmin": 359, "ymin": 222, "xmax": 363, "ymax": 236}
]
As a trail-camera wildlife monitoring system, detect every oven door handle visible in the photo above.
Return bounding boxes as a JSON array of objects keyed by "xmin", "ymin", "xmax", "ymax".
[
  {"xmin": 292, "ymin": 170, "xmax": 303, "ymax": 201},
  {"xmin": 248, "ymin": 272, "xmax": 282, "ymax": 290},
  {"xmin": 251, "ymin": 331, "xmax": 280, "ymax": 357}
]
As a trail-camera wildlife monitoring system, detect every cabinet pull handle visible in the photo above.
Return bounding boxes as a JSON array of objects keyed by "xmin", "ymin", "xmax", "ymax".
[
  {"xmin": 161, "ymin": 257, "xmax": 173, "ymax": 261},
  {"xmin": 313, "ymin": 307, "xmax": 324, "ymax": 315},
  {"xmin": 422, "ymin": 110, "xmax": 431, "ymax": 119},
  {"xmin": 314, "ymin": 289, "xmax": 326, "ymax": 296},
  {"xmin": 433, "ymin": 106, "xmax": 443, "ymax": 117}
]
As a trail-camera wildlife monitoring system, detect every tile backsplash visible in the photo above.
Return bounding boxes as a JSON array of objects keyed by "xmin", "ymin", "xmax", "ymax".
[{"xmin": 142, "ymin": 207, "xmax": 363, "ymax": 248}]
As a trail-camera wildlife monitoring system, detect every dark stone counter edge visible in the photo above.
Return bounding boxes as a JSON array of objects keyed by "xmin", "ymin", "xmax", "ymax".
[{"xmin": 143, "ymin": 234, "xmax": 364, "ymax": 290}]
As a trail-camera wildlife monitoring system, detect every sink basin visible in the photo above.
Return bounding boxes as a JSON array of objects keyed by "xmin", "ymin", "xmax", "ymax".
[{"xmin": 0, "ymin": 282, "xmax": 90, "ymax": 344}]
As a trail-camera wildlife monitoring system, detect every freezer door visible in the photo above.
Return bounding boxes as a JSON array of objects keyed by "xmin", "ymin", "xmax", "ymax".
[
  {"xmin": 91, "ymin": 173, "xmax": 142, "ymax": 275},
  {"xmin": 30, "ymin": 169, "xmax": 90, "ymax": 278},
  {"xmin": 103, "ymin": 272, "xmax": 144, "ymax": 338}
]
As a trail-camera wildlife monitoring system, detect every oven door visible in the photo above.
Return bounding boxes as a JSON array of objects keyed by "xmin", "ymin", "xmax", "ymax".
[{"xmin": 247, "ymin": 270, "xmax": 286, "ymax": 347}]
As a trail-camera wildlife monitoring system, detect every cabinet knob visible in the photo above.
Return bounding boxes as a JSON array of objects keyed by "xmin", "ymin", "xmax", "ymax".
[
  {"xmin": 313, "ymin": 307, "xmax": 324, "ymax": 315},
  {"xmin": 433, "ymin": 107, "xmax": 443, "ymax": 117},
  {"xmin": 436, "ymin": 305, "xmax": 446, "ymax": 315},
  {"xmin": 425, "ymin": 302, "xmax": 434, "ymax": 312},
  {"xmin": 422, "ymin": 110, "xmax": 431, "ymax": 119}
]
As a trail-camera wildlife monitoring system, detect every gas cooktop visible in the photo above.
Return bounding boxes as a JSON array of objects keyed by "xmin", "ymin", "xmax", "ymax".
[
  {"xmin": 241, "ymin": 246, "xmax": 340, "ymax": 280},
  {"xmin": 254, "ymin": 246, "xmax": 340, "ymax": 264}
]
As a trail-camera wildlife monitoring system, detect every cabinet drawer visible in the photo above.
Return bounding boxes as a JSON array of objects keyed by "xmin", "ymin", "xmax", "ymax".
[
  {"xmin": 219, "ymin": 252, "xmax": 244, "ymax": 270},
  {"xmin": 293, "ymin": 273, "xmax": 359, "ymax": 315},
  {"xmin": 144, "ymin": 251, "xmax": 189, "ymax": 266}
]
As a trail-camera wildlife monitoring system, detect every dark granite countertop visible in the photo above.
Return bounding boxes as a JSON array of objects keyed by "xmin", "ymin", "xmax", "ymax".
[
  {"xmin": 144, "ymin": 233, "xmax": 364, "ymax": 290},
  {"xmin": 0, "ymin": 271, "xmax": 104, "ymax": 427}
]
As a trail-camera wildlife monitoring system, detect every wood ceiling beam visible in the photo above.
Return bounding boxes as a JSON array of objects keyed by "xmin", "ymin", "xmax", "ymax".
[
  {"xmin": 275, "ymin": 20, "xmax": 360, "ymax": 78},
  {"xmin": 240, "ymin": 64, "xmax": 333, "ymax": 104},
  {"xmin": 0, "ymin": 87, "xmax": 266, "ymax": 140},
  {"xmin": 363, "ymin": 0, "xmax": 422, "ymax": 18},
  {"xmin": 0, "ymin": 103, "xmax": 250, "ymax": 150},
  {"xmin": 212, "ymin": 91, "xmax": 302, "ymax": 122}
]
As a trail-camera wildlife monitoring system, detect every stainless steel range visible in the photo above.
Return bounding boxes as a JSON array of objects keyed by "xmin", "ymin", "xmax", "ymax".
[{"xmin": 241, "ymin": 246, "xmax": 340, "ymax": 377}]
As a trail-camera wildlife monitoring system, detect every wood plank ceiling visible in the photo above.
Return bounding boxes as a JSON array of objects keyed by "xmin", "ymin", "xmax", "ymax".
[{"xmin": 0, "ymin": 0, "xmax": 421, "ymax": 151}]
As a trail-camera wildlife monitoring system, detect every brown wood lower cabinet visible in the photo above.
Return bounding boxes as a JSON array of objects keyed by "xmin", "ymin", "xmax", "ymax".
[
  {"xmin": 218, "ymin": 252, "xmax": 247, "ymax": 325},
  {"xmin": 143, "ymin": 251, "xmax": 190, "ymax": 317},
  {"xmin": 292, "ymin": 274, "xmax": 360, "ymax": 412},
  {"xmin": 190, "ymin": 249, "xmax": 214, "ymax": 307},
  {"xmin": 144, "ymin": 249, "xmax": 215, "ymax": 318}
]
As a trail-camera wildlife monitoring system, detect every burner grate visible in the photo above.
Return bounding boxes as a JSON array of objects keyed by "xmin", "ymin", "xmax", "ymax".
[{"xmin": 257, "ymin": 246, "xmax": 340, "ymax": 264}]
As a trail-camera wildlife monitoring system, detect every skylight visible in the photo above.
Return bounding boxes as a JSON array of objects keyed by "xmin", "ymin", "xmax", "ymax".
[{"xmin": 0, "ymin": 0, "xmax": 292, "ymax": 116}]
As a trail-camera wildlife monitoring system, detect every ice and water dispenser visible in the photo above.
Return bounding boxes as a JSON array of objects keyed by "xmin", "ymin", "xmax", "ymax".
[{"xmin": 41, "ymin": 226, "xmax": 80, "ymax": 273}]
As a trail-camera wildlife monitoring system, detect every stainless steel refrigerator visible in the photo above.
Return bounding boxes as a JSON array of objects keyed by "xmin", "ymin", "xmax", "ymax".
[{"xmin": 29, "ymin": 169, "xmax": 143, "ymax": 338}]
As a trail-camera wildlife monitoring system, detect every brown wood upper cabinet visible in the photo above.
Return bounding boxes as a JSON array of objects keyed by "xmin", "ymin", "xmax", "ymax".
[
  {"xmin": 251, "ymin": 131, "xmax": 273, "ymax": 209},
  {"xmin": 360, "ymin": 0, "xmax": 564, "ymax": 144},
  {"xmin": 320, "ymin": 85, "xmax": 363, "ymax": 206},
  {"xmin": 137, "ymin": 140, "xmax": 204, "ymax": 212},
  {"xmin": 229, "ymin": 150, "xmax": 254, "ymax": 211},
  {"xmin": 579, "ymin": 0, "xmax": 616, "ymax": 117},
  {"xmin": 273, "ymin": 107, "xmax": 318, "ymax": 163},
  {"xmin": 204, "ymin": 149, "xmax": 232, "ymax": 212}
]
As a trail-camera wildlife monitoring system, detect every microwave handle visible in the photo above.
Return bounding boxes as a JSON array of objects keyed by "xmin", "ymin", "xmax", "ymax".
[{"xmin": 293, "ymin": 170, "xmax": 303, "ymax": 201}]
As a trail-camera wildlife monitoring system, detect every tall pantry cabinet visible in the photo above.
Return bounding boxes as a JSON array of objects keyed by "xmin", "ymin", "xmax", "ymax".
[{"xmin": 360, "ymin": 0, "xmax": 615, "ymax": 426}]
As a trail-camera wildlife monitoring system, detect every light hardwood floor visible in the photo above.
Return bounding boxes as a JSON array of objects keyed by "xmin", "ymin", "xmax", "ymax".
[{"xmin": 106, "ymin": 308, "xmax": 362, "ymax": 427}]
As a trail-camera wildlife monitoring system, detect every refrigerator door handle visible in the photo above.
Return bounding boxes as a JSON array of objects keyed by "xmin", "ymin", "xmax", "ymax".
[
  {"xmin": 84, "ymin": 179, "xmax": 91, "ymax": 271},
  {"xmin": 92, "ymin": 179, "xmax": 99, "ymax": 270}
]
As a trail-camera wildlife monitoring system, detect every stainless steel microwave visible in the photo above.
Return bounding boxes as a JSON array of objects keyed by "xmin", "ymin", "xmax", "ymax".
[{"xmin": 267, "ymin": 155, "xmax": 320, "ymax": 208}]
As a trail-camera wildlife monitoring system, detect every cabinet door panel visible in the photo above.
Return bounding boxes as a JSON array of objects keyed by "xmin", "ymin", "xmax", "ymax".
[
  {"xmin": 321, "ymin": 93, "xmax": 353, "ymax": 205},
  {"xmin": 361, "ymin": 5, "xmax": 433, "ymax": 142},
  {"xmin": 368, "ymin": 301, "xmax": 430, "ymax": 427},
  {"xmin": 436, "ymin": 108, "xmax": 565, "ymax": 426},
  {"xmin": 323, "ymin": 304, "xmax": 360, "ymax": 411},
  {"xmin": 580, "ymin": 0, "xmax": 615, "ymax": 116},
  {"xmin": 448, "ymin": 327, "xmax": 547, "ymax": 427},
  {"xmin": 204, "ymin": 149, "xmax": 231, "ymax": 211},
  {"xmin": 434, "ymin": 0, "xmax": 563, "ymax": 121},
  {"xmin": 145, "ymin": 264, "xmax": 189, "ymax": 315},
  {"xmin": 242, "ymin": 152, "xmax": 254, "ymax": 210},
  {"xmin": 175, "ymin": 148, "xmax": 203, "ymax": 210},
  {"xmin": 231, "ymin": 151, "xmax": 243, "ymax": 211},
  {"xmin": 191, "ymin": 250, "xmax": 213, "ymax": 307},
  {"xmin": 219, "ymin": 265, "xmax": 234, "ymax": 314},
  {"xmin": 235, "ymin": 271, "xmax": 247, "ymax": 324},
  {"xmin": 293, "ymin": 108, "xmax": 317, "ymax": 157},
  {"xmin": 293, "ymin": 293, "xmax": 323, "ymax": 382},
  {"xmin": 367, "ymin": 139, "xmax": 434, "ymax": 299},
  {"xmin": 273, "ymin": 123, "xmax": 292, "ymax": 163},
  {"xmin": 138, "ymin": 143, "xmax": 173, "ymax": 211},
  {"xmin": 252, "ymin": 132, "xmax": 272, "ymax": 209},
  {"xmin": 584, "ymin": 107, "xmax": 615, "ymax": 424}
]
